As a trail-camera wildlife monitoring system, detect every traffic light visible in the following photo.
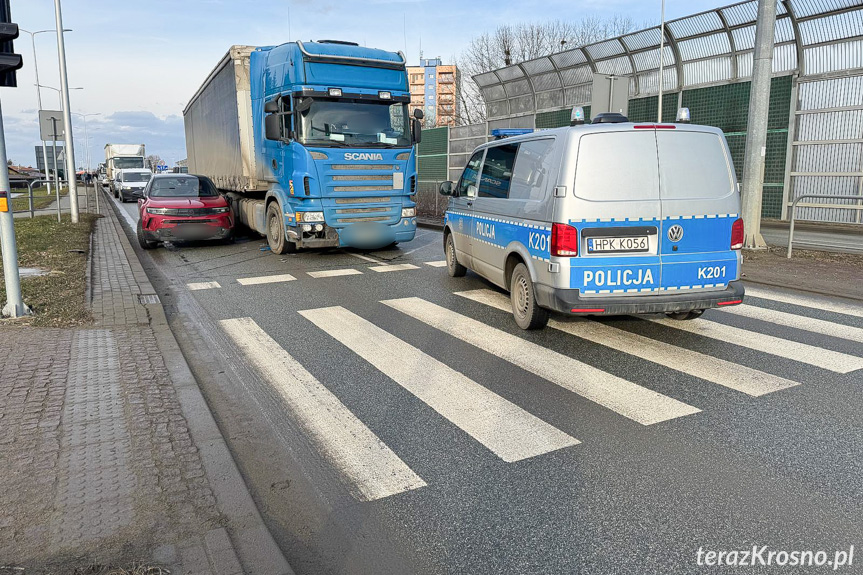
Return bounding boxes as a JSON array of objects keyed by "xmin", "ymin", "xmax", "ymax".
[{"xmin": 0, "ymin": 0, "xmax": 23, "ymax": 88}]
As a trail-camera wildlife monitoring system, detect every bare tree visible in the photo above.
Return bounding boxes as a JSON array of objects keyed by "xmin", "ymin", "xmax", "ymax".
[
  {"xmin": 455, "ymin": 16, "xmax": 640, "ymax": 126},
  {"xmin": 146, "ymin": 154, "xmax": 163, "ymax": 172}
]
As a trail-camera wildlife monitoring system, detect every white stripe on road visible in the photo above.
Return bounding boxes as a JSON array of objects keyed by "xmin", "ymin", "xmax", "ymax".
[
  {"xmin": 424, "ymin": 260, "xmax": 448, "ymax": 268},
  {"xmin": 299, "ymin": 306, "xmax": 579, "ymax": 462},
  {"xmin": 236, "ymin": 274, "xmax": 297, "ymax": 286},
  {"xmin": 187, "ymin": 281, "xmax": 221, "ymax": 290},
  {"xmin": 457, "ymin": 289, "xmax": 799, "ymax": 397},
  {"xmin": 219, "ymin": 317, "xmax": 426, "ymax": 501},
  {"xmin": 369, "ymin": 264, "xmax": 420, "ymax": 273},
  {"xmin": 307, "ymin": 268, "xmax": 364, "ymax": 279},
  {"xmin": 744, "ymin": 286, "xmax": 863, "ymax": 319},
  {"xmin": 383, "ymin": 297, "xmax": 700, "ymax": 425},
  {"xmin": 649, "ymin": 316, "xmax": 863, "ymax": 374},
  {"xmin": 721, "ymin": 303, "xmax": 863, "ymax": 344},
  {"xmin": 345, "ymin": 252, "xmax": 383, "ymax": 264}
]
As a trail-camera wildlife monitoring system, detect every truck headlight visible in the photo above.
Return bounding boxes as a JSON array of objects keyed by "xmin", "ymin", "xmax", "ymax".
[
  {"xmin": 297, "ymin": 211, "xmax": 324, "ymax": 222},
  {"xmin": 401, "ymin": 207, "xmax": 416, "ymax": 218}
]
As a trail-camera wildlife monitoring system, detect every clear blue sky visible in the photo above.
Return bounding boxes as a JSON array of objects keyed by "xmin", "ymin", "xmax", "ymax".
[{"xmin": 1, "ymin": 0, "xmax": 719, "ymax": 169}]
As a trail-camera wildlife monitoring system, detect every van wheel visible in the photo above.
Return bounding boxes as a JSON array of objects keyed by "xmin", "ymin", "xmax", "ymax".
[
  {"xmin": 445, "ymin": 233, "xmax": 466, "ymax": 277},
  {"xmin": 510, "ymin": 263, "xmax": 548, "ymax": 330},
  {"xmin": 667, "ymin": 309, "xmax": 704, "ymax": 320},
  {"xmin": 136, "ymin": 220, "xmax": 157, "ymax": 250},
  {"xmin": 266, "ymin": 202, "xmax": 294, "ymax": 254}
]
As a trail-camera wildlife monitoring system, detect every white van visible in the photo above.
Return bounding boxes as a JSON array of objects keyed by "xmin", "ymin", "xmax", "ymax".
[
  {"xmin": 115, "ymin": 169, "xmax": 153, "ymax": 203},
  {"xmin": 440, "ymin": 109, "xmax": 745, "ymax": 329}
]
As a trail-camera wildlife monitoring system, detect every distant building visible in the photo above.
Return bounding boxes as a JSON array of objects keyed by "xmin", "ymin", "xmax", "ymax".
[{"xmin": 407, "ymin": 59, "xmax": 458, "ymax": 127}]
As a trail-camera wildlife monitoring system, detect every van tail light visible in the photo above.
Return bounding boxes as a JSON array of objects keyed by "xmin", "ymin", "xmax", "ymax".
[
  {"xmin": 730, "ymin": 218, "xmax": 744, "ymax": 250},
  {"xmin": 551, "ymin": 223, "xmax": 579, "ymax": 257}
]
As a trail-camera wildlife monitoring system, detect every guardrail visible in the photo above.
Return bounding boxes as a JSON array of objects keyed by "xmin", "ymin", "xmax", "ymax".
[
  {"xmin": 12, "ymin": 179, "xmax": 101, "ymax": 221},
  {"xmin": 787, "ymin": 194, "xmax": 863, "ymax": 258}
]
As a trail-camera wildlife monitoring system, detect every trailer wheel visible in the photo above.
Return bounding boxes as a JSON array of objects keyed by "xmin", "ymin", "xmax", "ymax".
[{"xmin": 266, "ymin": 202, "xmax": 294, "ymax": 254}]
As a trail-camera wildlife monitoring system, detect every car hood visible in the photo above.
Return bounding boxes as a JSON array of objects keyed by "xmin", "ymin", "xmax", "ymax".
[{"xmin": 146, "ymin": 197, "xmax": 227, "ymax": 208}]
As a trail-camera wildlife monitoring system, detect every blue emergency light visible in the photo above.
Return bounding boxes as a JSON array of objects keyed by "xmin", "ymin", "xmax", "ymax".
[{"xmin": 491, "ymin": 129, "xmax": 534, "ymax": 139}]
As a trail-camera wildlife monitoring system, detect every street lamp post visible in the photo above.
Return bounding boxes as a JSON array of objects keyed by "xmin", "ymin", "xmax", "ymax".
[
  {"xmin": 53, "ymin": 0, "xmax": 80, "ymax": 223},
  {"xmin": 72, "ymin": 112, "xmax": 99, "ymax": 172},
  {"xmin": 19, "ymin": 28, "xmax": 70, "ymax": 199}
]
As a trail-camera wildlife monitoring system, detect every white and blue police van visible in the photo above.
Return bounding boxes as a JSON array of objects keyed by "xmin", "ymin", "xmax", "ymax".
[{"xmin": 439, "ymin": 108, "xmax": 745, "ymax": 329}]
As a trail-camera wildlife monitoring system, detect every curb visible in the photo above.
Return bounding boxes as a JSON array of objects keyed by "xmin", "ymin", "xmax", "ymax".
[{"xmin": 102, "ymin": 195, "xmax": 294, "ymax": 575}]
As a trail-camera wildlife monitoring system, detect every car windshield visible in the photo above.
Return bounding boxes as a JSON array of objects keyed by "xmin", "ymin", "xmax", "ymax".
[
  {"xmin": 297, "ymin": 98, "xmax": 410, "ymax": 148},
  {"xmin": 149, "ymin": 176, "xmax": 219, "ymax": 198},
  {"xmin": 123, "ymin": 172, "xmax": 151, "ymax": 183}
]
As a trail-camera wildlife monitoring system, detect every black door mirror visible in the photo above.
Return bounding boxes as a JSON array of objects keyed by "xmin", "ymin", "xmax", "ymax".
[
  {"xmin": 412, "ymin": 118, "xmax": 422, "ymax": 144},
  {"xmin": 413, "ymin": 108, "xmax": 424, "ymax": 120},
  {"xmin": 264, "ymin": 98, "xmax": 280, "ymax": 113},
  {"xmin": 439, "ymin": 181, "xmax": 454, "ymax": 196},
  {"xmin": 265, "ymin": 113, "xmax": 283, "ymax": 141}
]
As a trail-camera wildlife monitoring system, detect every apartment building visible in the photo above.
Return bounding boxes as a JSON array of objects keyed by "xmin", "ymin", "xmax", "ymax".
[{"xmin": 407, "ymin": 59, "xmax": 458, "ymax": 127}]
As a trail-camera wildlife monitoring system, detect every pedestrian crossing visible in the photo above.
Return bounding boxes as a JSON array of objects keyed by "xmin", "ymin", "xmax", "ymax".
[{"xmin": 216, "ymin": 287, "xmax": 863, "ymax": 502}]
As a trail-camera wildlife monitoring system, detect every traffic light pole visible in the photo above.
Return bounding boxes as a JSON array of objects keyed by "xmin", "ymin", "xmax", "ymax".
[{"xmin": 0, "ymin": 97, "xmax": 30, "ymax": 317}]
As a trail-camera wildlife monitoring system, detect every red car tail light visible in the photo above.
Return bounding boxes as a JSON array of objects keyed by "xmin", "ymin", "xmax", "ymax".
[
  {"xmin": 730, "ymin": 218, "xmax": 744, "ymax": 250},
  {"xmin": 551, "ymin": 223, "xmax": 579, "ymax": 257}
]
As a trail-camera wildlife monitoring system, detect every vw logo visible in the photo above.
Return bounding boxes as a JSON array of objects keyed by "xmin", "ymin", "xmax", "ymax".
[{"xmin": 667, "ymin": 224, "xmax": 684, "ymax": 242}]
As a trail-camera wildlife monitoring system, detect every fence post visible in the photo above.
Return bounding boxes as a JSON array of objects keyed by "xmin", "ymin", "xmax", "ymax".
[{"xmin": 28, "ymin": 181, "xmax": 34, "ymax": 218}]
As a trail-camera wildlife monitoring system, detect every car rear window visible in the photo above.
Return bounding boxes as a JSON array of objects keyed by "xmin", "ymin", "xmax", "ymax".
[
  {"xmin": 574, "ymin": 131, "xmax": 659, "ymax": 201},
  {"xmin": 657, "ymin": 131, "xmax": 734, "ymax": 199}
]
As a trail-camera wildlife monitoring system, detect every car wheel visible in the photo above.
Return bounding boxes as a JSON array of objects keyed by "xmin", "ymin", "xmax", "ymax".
[
  {"xmin": 445, "ymin": 233, "xmax": 466, "ymax": 277},
  {"xmin": 136, "ymin": 220, "xmax": 157, "ymax": 250},
  {"xmin": 510, "ymin": 262, "xmax": 548, "ymax": 330},
  {"xmin": 667, "ymin": 309, "xmax": 705, "ymax": 321},
  {"xmin": 266, "ymin": 202, "xmax": 295, "ymax": 254}
]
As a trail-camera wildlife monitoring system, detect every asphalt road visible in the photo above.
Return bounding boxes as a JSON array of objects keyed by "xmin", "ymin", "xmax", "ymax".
[{"xmin": 113, "ymin": 191, "xmax": 863, "ymax": 575}]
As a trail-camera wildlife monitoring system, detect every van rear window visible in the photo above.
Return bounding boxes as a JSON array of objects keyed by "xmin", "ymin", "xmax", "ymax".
[
  {"xmin": 657, "ymin": 131, "xmax": 734, "ymax": 199},
  {"xmin": 574, "ymin": 132, "xmax": 659, "ymax": 201}
]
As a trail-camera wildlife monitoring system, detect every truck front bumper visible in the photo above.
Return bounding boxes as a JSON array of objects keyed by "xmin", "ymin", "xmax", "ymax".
[
  {"xmin": 534, "ymin": 281, "xmax": 745, "ymax": 316},
  {"xmin": 335, "ymin": 218, "xmax": 417, "ymax": 249}
]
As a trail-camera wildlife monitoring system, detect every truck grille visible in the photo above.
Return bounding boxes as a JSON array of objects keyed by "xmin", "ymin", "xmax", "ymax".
[
  {"xmin": 334, "ymin": 185, "xmax": 393, "ymax": 192},
  {"xmin": 331, "ymin": 164, "xmax": 395, "ymax": 171},
  {"xmin": 332, "ymin": 175, "xmax": 391, "ymax": 181},
  {"xmin": 334, "ymin": 196, "xmax": 390, "ymax": 204},
  {"xmin": 335, "ymin": 207, "xmax": 389, "ymax": 214},
  {"xmin": 338, "ymin": 216, "xmax": 390, "ymax": 223}
]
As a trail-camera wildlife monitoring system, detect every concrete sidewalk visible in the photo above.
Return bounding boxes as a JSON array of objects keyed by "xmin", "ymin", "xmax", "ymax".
[{"xmin": 0, "ymin": 196, "xmax": 292, "ymax": 573}]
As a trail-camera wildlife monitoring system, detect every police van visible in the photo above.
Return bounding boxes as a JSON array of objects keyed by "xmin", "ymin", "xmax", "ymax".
[{"xmin": 439, "ymin": 108, "xmax": 745, "ymax": 329}]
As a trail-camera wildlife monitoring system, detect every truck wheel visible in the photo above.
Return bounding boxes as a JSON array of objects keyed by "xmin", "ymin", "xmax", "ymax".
[
  {"xmin": 667, "ymin": 309, "xmax": 704, "ymax": 321},
  {"xmin": 137, "ymin": 220, "xmax": 157, "ymax": 250},
  {"xmin": 510, "ymin": 262, "xmax": 548, "ymax": 330},
  {"xmin": 266, "ymin": 202, "xmax": 295, "ymax": 254},
  {"xmin": 445, "ymin": 233, "xmax": 466, "ymax": 277}
]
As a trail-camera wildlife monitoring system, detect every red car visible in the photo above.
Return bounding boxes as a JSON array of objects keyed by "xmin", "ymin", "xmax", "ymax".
[{"xmin": 136, "ymin": 174, "xmax": 234, "ymax": 249}]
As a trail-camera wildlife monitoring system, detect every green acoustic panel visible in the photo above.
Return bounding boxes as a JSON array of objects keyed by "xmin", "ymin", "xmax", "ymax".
[
  {"xmin": 762, "ymin": 185, "xmax": 784, "ymax": 219},
  {"xmin": 417, "ymin": 155, "xmax": 448, "ymax": 182},
  {"xmin": 418, "ymin": 127, "xmax": 449, "ymax": 156},
  {"xmin": 627, "ymin": 95, "xmax": 678, "ymax": 123},
  {"xmin": 535, "ymin": 106, "xmax": 592, "ymax": 128}
]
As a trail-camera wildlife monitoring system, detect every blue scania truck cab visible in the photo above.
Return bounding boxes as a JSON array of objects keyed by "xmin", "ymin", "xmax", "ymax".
[{"xmin": 183, "ymin": 41, "xmax": 421, "ymax": 253}]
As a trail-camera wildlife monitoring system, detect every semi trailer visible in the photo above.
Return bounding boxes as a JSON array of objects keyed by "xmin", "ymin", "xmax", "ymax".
[{"xmin": 183, "ymin": 41, "xmax": 421, "ymax": 253}]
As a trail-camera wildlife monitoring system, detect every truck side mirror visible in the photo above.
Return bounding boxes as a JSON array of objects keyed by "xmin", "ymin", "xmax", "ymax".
[
  {"xmin": 264, "ymin": 98, "xmax": 280, "ymax": 114},
  {"xmin": 412, "ymin": 118, "xmax": 422, "ymax": 144},
  {"xmin": 265, "ymin": 114, "xmax": 282, "ymax": 141},
  {"xmin": 439, "ymin": 181, "xmax": 454, "ymax": 196},
  {"xmin": 413, "ymin": 109, "xmax": 424, "ymax": 120}
]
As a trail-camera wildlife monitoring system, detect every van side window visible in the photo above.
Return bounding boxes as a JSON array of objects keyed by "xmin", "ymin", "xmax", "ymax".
[
  {"xmin": 479, "ymin": 144, "xmax": 517, "ymax": 199},
  {"xmin": 509, "ymin": 139, "xmax": 554, "ymax": 201},
  {"xmin": 457, "ymin": 151, "xmax": 484, "ymax": 197}
]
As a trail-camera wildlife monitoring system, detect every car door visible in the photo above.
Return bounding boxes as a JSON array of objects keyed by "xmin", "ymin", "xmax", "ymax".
[
  {"xmin": 447, "ymin": 150, "xmax": 484, "ymax": 268},
  {"xmin": 656, "ymin": 128, "xmax": 740, "ymax": 292},
  {"xmin": 471, "ymin": 142, "xmax": 518, "ymax": 284}
]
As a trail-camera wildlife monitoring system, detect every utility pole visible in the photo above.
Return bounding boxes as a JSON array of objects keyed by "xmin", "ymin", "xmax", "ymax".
[
  {"xmin": 0, "ymin": 99, "xmax": 29, "ymax": 316},
  {"xmin": 21, "ymin": 29, "xmax": 56, "ymax": 200},
  {"xmin": 657, "ymin": 0, "xmax": 666, "ymax": 123},
  {"xmin": 53, "ymin": 0, "xmax": 79, "ymax": 223},
  {"xmin": 740, "ymin": 0, "xmax": 776, "ymax": 249}
]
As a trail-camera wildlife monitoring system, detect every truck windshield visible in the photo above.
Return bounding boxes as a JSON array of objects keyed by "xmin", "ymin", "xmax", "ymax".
[
  {"xmin": 297, "ymin": 99, "xmax": 410, "ymax": 148},
  {"xmin": 114, "ymin": 157, "xmax": 144, "ymax": 169}
]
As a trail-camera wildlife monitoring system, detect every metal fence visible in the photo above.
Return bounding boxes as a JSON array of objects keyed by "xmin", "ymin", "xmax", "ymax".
[
  {"xmin": 10, "ymin": 179, "xmax": 102, "ymax": 221},
  {"xmin": 447, "ymin": 0, "xmax": 863, "ymax": 224}
]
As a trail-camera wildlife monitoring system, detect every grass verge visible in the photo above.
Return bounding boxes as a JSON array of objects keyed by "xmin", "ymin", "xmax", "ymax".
[{"xmin": 0, "ymin": 213, "xmax": 99, "ymax": 327}]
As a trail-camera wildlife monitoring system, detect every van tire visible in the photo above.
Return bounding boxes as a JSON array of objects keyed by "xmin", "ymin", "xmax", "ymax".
[
  {"xmin": 266, "ymin": 202, "xmax": 294, "ymax": 254},
  {"xmin": 667, "ymin": 309, "xmax": 704, "ymax": 320},
  {"xmin": 445, "ymin": 233, "xmax": 466, "ymax": 277},
  {"xmin": 510, "ymin": 263, "xmax": 548, "ymax": 330}
]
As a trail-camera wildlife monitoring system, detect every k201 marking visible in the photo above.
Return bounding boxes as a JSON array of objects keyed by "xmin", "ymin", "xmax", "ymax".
[
  {"xmin": 529, "ymin": 231, "xmax": 549, "ymax": 252},
  {"xmin": 698, "ymin": 266, "xmax": 727, "ymax": 280}
]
